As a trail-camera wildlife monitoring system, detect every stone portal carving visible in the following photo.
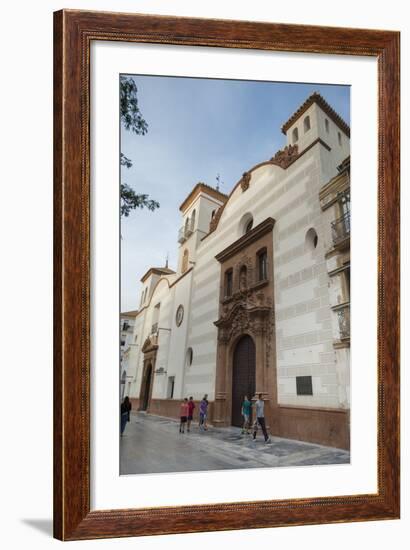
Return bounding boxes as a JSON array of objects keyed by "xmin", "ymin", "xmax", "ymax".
[
  {"xmin": 213, "ymin": 217, "xmax": 278, "ymax": 429},
  {"xmin": 270, "ymin": 144, "xmax": 299, "ymax": 169},
  {"xmin": 240, "ymin": 171, "xmax": 251, "ymax": 192}
]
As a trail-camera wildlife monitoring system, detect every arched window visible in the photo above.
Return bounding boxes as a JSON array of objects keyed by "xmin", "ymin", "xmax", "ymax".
[
  {"xmin": 240, "ymin": 213, "xmax": 253, "ymax": 236},
  {"xmin": 325, "ymin": 118, "xmax": 329, "ymax": 133},
  {"xmin": 211, "ymin": 209, "xmax": 216, "ymax": 219},
  {"xmin": 304, "ymin": 116, "xmax": 311, "ymax": 133},
  {"xmin": 184, "ymin": 217, "xmax": 189, "ymax": 233},
  {"xmin": 257, "ymin": 248, "xmax": 268, "ymax": 281},
  {"xmin": 182, "ymin": 249, "xmax": 189, "ymax": 273},
  {"xmin": 338, "ymin": 132, "xmax": 342, "ymax": 146},
  {"xmin": 191, "ymin": 209, "xmax": 196, "ymax": 230},
  {"xmin": 292, "ymin": 127, "xmax": 299, "ymax": 144},
  {"xmin": 305, "ymin": 228, "xmax": 318, "ymax": 250},
  {"xmin": 239, "ymin": 265, "xmax": 247, "ymax": 290}
]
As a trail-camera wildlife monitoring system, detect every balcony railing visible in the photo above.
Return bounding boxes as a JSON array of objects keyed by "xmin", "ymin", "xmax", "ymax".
[
  {"xmin": 331, "ymin": 212, "xmax": 350, "ymax": 246},
  {"xmin": 178, "ymin": 227, "xmax": 186, "ymax": 243},
  {"xmin": 336, "ymin": 304, "xmax": 350, "ymax": 340},
  {"xmin": 177, "ymin": 218, "xmax": 195, "ymax": 243}
]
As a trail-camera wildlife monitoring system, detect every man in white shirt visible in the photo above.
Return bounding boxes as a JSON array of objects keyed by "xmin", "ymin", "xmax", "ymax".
[{"xmin": 252, "ymin": 393, "xmax": 271, "ymax": 444}]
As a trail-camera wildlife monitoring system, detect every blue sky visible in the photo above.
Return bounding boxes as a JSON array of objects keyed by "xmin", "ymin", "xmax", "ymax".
[{"xmin": 121, "ymin": 75, "xmax": 350, "ymax": 312}]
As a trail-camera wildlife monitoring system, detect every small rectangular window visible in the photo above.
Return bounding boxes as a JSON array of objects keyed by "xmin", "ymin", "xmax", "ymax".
[
  {"xmin": 225, "ymin": 270, "xmax": 233, "ymax": 297},
  {"xmin": 344, "ymin": 267, "xmax": 350, "ymax": 302},
  {"xmin": 258, "ymin": 251, "xmax": 268, "ymax": 281},
  {"xmin": 296, "ymin": 376, "xmax": 313, "ymax": 396}
]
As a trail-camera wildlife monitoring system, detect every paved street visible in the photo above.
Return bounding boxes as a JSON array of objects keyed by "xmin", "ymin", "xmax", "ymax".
[{"xmin": 120, "ymin": 412, "xmax": 350, "ymax": 475}]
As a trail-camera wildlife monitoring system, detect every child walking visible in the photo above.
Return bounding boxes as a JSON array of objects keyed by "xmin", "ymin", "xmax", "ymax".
[{"xmin": 179, "ymin": 397, "xmax": 189, "ymax": 434}]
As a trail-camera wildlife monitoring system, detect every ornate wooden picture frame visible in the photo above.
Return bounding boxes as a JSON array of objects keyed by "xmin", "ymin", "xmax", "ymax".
[{"xmin": 54, "ymin": 9, "xmax": 400, "ymax": 541}]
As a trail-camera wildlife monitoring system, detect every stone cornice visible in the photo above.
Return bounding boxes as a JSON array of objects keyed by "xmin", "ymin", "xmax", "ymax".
[
  {"xmin": 215, "ymin": 217, "xmax": 275, "ymax": 263},
  {"xmin": 140, "ymin": 267, "xmax": 175, "ymax": 283},
  {"xmin": 281, "ymin": 92, "xmax": 350, "ymax": 137},
  {"xmin": 179, "ymin": 182, "xmax": 227, "ymax": 213},
  {"xmin": 202, "ymin": 138, "xmax": 330, "ymax": 242}
]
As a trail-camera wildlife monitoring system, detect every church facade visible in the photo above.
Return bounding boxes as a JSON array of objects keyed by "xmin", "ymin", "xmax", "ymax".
[{"xmin": 123, "ymin": 93, "xmax": 351, "ymax": 450}]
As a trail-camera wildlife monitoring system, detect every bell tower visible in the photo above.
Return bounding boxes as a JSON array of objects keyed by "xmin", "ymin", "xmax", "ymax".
[{"xmin": 177, "ymin": 182, "xmax": 227, "ymax": 275}]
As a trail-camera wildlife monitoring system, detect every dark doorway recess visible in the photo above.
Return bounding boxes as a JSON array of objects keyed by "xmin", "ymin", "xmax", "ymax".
[{"xmin": 232, "ymin": 335, "xmax": 256, "ymax": 427}]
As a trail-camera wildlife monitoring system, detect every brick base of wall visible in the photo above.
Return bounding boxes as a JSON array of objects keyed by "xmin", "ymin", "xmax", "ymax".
[
  {"xmin": 130, "ymin": 398, "xmax": 214, "ymax": 424},
  {"xmin": 129, "ymin": 398, "xmax": 349, "ymax": 450},
  {"xmin": 274, "ymin": 405, "xmax": 350, "ymax": 450}
]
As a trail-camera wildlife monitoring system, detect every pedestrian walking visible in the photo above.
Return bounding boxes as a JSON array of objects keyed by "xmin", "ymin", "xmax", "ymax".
[
  {"xmin": 187, "ymin": 396, "xmax": 195, "ymax": 432},
  {"xmin": 241, "ymin": 395, "xmax": 252, "ymax": 434},
  {"xmin": 199, "ymin": 394, "xmax": 209, "ymax": 431},
  {"xmin": 179, "ymin": 397, "xmax": 189, "ymax": 433},
  {"xmin": 252, "ymin": 394, "xmax": 271, "ymax": 443},
  {"xmin": 120, "ymin": 396, "xmax": 132, "ymax": 436}
]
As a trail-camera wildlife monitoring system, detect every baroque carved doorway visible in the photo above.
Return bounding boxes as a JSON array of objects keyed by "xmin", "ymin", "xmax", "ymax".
[
  {"xmin": 232, "ymin": 335, "xmax": 256, "ymax": 427},
  {"xmin": 212, "ymin": 217, "xmax": 277, "ymax": 428}
]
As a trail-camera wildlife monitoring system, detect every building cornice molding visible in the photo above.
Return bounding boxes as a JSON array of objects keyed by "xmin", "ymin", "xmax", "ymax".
[
  {"xmin": 202, "ymin": 138, "xmax": 330, "ymax": 241},
  {"xmin": 215, "ymin": 217, "xmax": 275, "ymax": 263},
  {"xmin": 140, "ymin": 267, "xmax": 175, "ymax": 283},
  {"xmin": 281, "ymin": 92, "xmax": 351, "ymax": 137},
  {"xmin": 179, "ymin": 182, "xmax": 227, "ymax": 213}
]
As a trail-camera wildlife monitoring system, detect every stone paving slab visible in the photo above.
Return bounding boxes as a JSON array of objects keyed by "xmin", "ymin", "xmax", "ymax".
[{"xmin": 120, "ymin": 411, "xmax": 350, "ymax": 475}]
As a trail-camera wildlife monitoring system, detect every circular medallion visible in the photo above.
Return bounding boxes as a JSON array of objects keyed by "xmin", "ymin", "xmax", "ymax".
[{"xmin": 176, "ymin": 304, "xmax": 184, "ymax": 327}]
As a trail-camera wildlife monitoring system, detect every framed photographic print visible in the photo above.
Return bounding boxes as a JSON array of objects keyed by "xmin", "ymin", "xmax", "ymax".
[{"xmin": 54, "ymin": 9, "xmax": 400, "ymax": 541}]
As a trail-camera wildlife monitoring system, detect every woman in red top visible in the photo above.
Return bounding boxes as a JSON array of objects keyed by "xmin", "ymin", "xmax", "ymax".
[
  {"xmin": 179, "ymin": 398, "xmax": 189, "ymax": 434},
  {"xmin": 187, "ymin": 396, "xmax": 195, "ymax": 432}
]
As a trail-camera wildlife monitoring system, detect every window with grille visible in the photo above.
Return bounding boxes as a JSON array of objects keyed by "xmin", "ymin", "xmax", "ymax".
[{"xmin": 296, "ymin": 376, "xmax": 313, "ymax": 396}]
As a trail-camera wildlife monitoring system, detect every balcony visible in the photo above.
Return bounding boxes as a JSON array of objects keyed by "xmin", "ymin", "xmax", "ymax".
[
  {"xmin": 336, "ymin": 303, "xmax": 350, "ymax": 340},
  {"xmin": 177, "ymin": 218, "xmax": 195, "ymax": 243},
  {"xmin": 178, "ymin": 226, "xmax": 187, "ymax": 243},
  {"xmin": 331, "ymin": 212, "xmax": 350, "ymax": 248}
]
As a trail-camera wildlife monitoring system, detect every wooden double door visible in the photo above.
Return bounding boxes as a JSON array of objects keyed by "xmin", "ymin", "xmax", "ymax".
[
  {"xmin": 140, "ymin": 364, "xmax": 152, "ymax": 411},
  {"xmin": 231, "ymin": 335, "xmax": 256, "ymax": 427}
]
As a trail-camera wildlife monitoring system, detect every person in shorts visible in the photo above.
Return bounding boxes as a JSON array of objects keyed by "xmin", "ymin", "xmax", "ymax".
[
  {"xmin": 187, "ymin": 396, "xmax": 195, "ymax": 432},
  {"xmin": 179, "ymin": 397, "xmax": 189, "ymax": 434}
]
